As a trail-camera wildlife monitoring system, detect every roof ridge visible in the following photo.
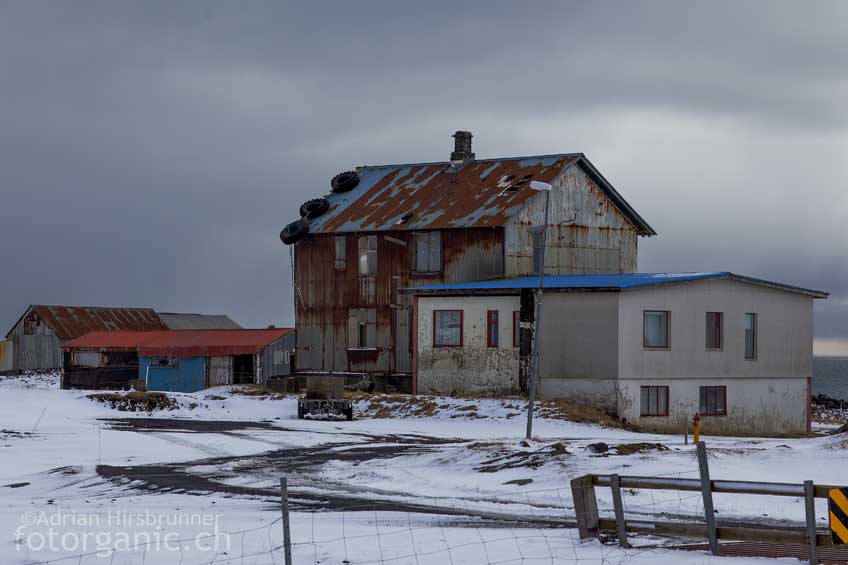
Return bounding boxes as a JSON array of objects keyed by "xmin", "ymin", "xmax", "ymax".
[{"xmin": 360, "ymin": 152, "xmax": 584, "ymax": 169}]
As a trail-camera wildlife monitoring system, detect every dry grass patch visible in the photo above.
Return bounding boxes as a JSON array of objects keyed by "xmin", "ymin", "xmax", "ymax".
[
  {"xmin": 88, "ymin": 392, "xmax": 178, "ymax": 412},
  {"xmin": 537, "ymin": 399, "xmax": 623, "ymax": 428},
  {"xmin": 228, "ymin": 385, "xmax": 286, "ymax": 400}
]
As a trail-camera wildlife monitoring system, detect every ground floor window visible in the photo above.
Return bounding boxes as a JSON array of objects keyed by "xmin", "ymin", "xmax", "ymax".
[
  {"xmin": 486, "ymin": 310, "xmax": 499, "ymax": 347},
  {"xmin": 640, "ymin": 386, "xmax": 669, "ymax": 416},
  {"xmin": 348, "ymin": 308, "xmax": 377, "ymax": 348},
  {"xmin": 433, "ymin": 310, "xmax": 462, "ymax": 347},
  {"xmin": 513, "ymin": 311, "xmax": 520, "ymax": 348},
  {"xmin": 699, "ymin": 385, "xmax": 727, "ymax": 416}
]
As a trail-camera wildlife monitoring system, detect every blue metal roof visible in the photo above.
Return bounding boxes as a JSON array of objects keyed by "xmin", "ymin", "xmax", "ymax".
[{"xmin": 404, "ymin": 272, "xmax": 828, "ymax": 297}]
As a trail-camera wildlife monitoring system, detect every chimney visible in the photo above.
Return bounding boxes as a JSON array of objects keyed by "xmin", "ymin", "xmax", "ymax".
[{"xmin": 450, "ymin": 130, "xmax": 475, "ymax": 163}]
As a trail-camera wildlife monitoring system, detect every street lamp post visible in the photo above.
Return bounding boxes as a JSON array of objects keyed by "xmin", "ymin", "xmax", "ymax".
[{"xmin": 526, "ymin": 180, "xmax": 552, "ymax": 440}]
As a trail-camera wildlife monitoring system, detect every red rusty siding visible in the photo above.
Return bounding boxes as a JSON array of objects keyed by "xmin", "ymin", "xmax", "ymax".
[{"xmin": 294, "ymin": 227, "xmax": 504, "ymax": 375}]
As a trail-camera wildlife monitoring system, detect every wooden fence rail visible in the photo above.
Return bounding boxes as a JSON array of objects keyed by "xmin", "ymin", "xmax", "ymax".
[{"xmin": 572, "ymin": 441, "xmax": 841, "ymax": 564}]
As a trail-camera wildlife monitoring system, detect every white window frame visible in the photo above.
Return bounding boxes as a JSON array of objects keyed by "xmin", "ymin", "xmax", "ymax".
[{"xmin": 358, "ymin": 235, "xmax": 377, "ymax": 276}]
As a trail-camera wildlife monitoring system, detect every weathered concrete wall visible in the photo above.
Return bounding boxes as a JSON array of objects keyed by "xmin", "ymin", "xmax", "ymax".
[
  {"xmin": 504, "ymin": 164, "xmax": 639, "ymax": 276},
  {"xmin": 617, "ymin": 376, "xmax": 808, "ymax": 435},
  {"xmin": 416, "ymin": 295, "xmax": 520, "ymax": 395},
  {"xmin": 536, "ymin": 292, "xmax": 619, "ymax": 411},
  {"xmin": 616, "ymin": 278, "xmax": 814, "ymax": 434}
]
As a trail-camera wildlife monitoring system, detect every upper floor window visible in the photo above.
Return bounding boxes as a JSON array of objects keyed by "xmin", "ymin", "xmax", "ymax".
[
  {"xmin": 412, "ymin": 231, "xmax": 441, "ymax": 274},
  {"xmin": 486, "ymin": 310, "xmax": 499, "ymax": 348},
  {"xmin": 643, "ymin": 311, "xmax": 670, "ymax": 349},
  {"xmin": 706, "ymin": 312, "xmax": 723, "ymax": 350},
  {"xmin": 744, "ymin": 313, "xmax": 757, "ymax": 360},
  {"xmin": 335, "ymin": 236, "xmax": 346, "ymax": 270},
  {"xmin": 531, "ymin": 228, "xmax": 544, "ymax": 275},
  {"xmin": 433, "ymin": 310, "xmax": 462, "ymax": 347},
  {"xmin": 358, "ymin": 235, "xmax": 377, "ymax": 275}
]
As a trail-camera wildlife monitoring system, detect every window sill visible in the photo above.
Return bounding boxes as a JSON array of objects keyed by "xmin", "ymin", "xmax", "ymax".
[
  {"xmin": 705, "ymin": 347, "xmax": 723, "ymax": 352},
  {"xmin": 643, "ymin": 347, "xmax": 670, "ymax": 351},
  {"xmin": 347, "ymin": 347, "xmax": 378, "ymax": 351},
  {"xmin": 639, "ymin": 414, "xmax": 669, "ymax": 418},
  {"xmin": 433, "ymin": 344, "xmax": 462, "ymax": 348},
  {"xmin": 412, "ymin": 271, "xmax": 442, "ymax": 277}
]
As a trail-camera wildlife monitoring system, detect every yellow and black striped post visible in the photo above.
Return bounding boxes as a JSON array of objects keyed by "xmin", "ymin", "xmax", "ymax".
[{"xmin": 829, "ymin": 487, "xmax": 848, "ymax": 544}]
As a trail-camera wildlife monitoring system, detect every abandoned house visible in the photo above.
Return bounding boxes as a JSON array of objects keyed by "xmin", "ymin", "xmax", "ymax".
[
  {"xmin": 62, "ymin": 328, "xmax": 295, "ymax": 391},
  {"xmin": 406, "ymin": 272, "xmax": 827, "ymax": 436},
  {"xmin": 3, "ymin": 305, "xmax": 242, "ymax": 373},
  {"xmin": 281, "ymin": 131, "xmax": 655, "ymax": 391}
]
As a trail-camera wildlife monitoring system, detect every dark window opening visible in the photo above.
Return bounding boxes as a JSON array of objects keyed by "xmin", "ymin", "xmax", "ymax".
[
  {"xmin": 640, "ymin": 386, "xmax": 669, "ymax": 416},
  {"xmin": 706, "ymin": 312, "xmax": 723, "ymax": 350},
  {"xmin": 745, "ymin": 313, "xmax": 757, "ymax": 360},
  {"xmin": 699, "ymin": 386, "xmax": 727, "ymax": 416},
  {"xmin": 233, "ymin": 354, "xmax": 255, "ymax": 385},
  {"xmin": 513, "ymin": 311, "xmax": 521, "ymax": 348}
]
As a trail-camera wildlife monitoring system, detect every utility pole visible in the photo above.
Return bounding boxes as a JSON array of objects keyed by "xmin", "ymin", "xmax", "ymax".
[{"xmin": 526, "ymin": 181, "xmax": 552, "ymax": 440}]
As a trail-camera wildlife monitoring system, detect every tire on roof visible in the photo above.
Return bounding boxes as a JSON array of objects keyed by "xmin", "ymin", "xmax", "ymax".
[
  {"xmin": 331, "ymin": 171, "xmax": 360, "ymax": 193},
  {"xmin": 280, "ymin": 218, "xmax": 309, "ymax": 245},
  {"xmin": 299, "ymin": 198, "xmax": 330, "ymax": 220}
]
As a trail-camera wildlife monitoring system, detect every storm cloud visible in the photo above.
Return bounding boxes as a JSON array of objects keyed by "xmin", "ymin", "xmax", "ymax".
[{"xmin": 1, "ymin": 1, "xmax": 846, "ymax": 350}]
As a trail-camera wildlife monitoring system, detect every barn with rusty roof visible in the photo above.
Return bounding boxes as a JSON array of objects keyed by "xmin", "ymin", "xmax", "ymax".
[
  {"xmin": 3, "ymin": 305, "xmax": 244, "ymax": 373},
  {"xmin": 281, "ymin": 131, "xmax": 655, "ymax": 391}
]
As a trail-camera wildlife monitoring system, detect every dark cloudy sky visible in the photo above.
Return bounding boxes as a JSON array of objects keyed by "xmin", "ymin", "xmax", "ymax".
[{"xmin": 1, "ymin": 1, "xmax": 846, "ymax": 351}]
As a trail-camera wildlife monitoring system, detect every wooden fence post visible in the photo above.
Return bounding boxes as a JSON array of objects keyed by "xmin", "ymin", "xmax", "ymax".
[
  {"xmin": 697, "ymin": 441, "xmax": 719, "ymax": 555},
  {"xmin": 280, "ymin": 477, "xmax": 293, "ymax": 565},
  {"xmin": 571, "ymin": 474, "xmax": 600, "ymax": 539},
  {"xmin": 805, "ymin": 480, "xmax": 818, "ymax": 564},
  {"xmin": 610, "ymin": 474, "xmax": 629, "ymax": 548}
]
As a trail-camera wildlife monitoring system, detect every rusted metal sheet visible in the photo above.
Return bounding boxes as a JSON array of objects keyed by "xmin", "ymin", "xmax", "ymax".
[
  {"xmin": 294, "ymin": 228, "xmax": 504, "ymax": 376},
  {"xmin": 310, "ymin": 155, "xmax": 579, "ymax": 233},
  {"xmin": 7, "ymin": 305, "xmax": 167, "ymax": 340},
  {"xmin": 505, "ymin": 164, "xmax": 639, "ymax": 275}
]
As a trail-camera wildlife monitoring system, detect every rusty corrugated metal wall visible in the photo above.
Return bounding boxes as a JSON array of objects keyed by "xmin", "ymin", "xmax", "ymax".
[
  {"xmin": 505, "ymin": 163, "xmax": 639, "ymax": 276},
  {"xmin": 294, "ymin": 228, "xmax": 504, "ymax": 376}
]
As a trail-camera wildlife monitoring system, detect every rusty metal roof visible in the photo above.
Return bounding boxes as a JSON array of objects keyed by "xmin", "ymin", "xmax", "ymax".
[
  {"xmin": 306, "ymin": 154, "xmax": 655, "ymax": 236},
  {"xmin": 65, "ymin": 328, "xmax": 294, "ymax": 358},
  {"xmin": 17, "ymin": 305, "xmax": 168, "ymax": 339}
]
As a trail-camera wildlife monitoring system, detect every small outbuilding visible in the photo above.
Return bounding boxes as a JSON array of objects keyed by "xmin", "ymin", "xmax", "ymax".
[
  {"xmin": 62, "ymin": 328, "xmax": 295, "ymax": 391},
  {"xmin": 405, "ymin": 272, "xmax": 827, "ymax": 436}
]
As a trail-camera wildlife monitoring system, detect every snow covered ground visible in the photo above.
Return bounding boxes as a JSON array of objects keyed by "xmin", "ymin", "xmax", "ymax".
[{"xmin": 0, "ymin": 373, "xmax": 843, "ymax": 564}]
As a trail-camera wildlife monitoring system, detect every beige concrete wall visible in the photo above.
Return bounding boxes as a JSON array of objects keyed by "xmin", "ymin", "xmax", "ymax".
[
  {"xmin": 616, "ymin": 278, "xmax": 814, "ymax": 434},
  {"xmin": 536, "ymin": 292, "xmax": 619, "ymax": 411},
  {"xmin": 416, "ymin": 295, "xmax": 520, "ymax": 395}
]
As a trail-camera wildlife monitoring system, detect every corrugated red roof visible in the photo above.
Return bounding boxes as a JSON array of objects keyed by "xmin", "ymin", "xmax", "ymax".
[
  {"xmin": 305, "ymin": 154, "xmax": 655, "ymax": 236},
  {"xmin": 64, "ymin": 329, "xmax": 294, "ymax": 358},
  {"xmin": 24, "ymin": 305, "xmax": 167, "ymax": 339}
]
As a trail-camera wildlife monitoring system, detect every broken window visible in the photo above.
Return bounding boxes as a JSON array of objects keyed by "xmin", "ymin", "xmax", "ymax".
[
  {"xmin": 640, "ymin": 386, "xmax": 669, "ymax": 416},
  {"xmin": 433, "ymin": 310, "xmax": 462, "ymax": 347},
  {"xmin": 412, "ymin": 231, "xmax": 441, "ymax": 273},
  {"xmin": 706, "ymin": 312, "xmax": 723, "ymax": 350},
  {"xmin": 643, "ymin": 311, "xmax": 670, "ymax": 349},
  {"xmin": 531, "ymin": 228, "xmax": 545, "ymax": 275},
  {"xmin": 348, "ymin": 308, "xmax": 376, "ymax": 348},
  {"xmin": 358, "ymin": 235, "xmax": 377, "ymax": 275},
  {"xmin": 149, "ymin": 356, "xmax": 178, "ymax": 367},
  {"xmin": 487, "ymin": 310, "xmax": 499, "ymax": 348},
  {"xmin": 699, "ymin": 386, "xmax": 727, "ymax": 416},
  {"xmin": 335, "ymin": 236, "xmax": 346, "ymax": 270},
  {"xmin": 744, "ymin": 313, "xmax": 757, "ymax": 360}
]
